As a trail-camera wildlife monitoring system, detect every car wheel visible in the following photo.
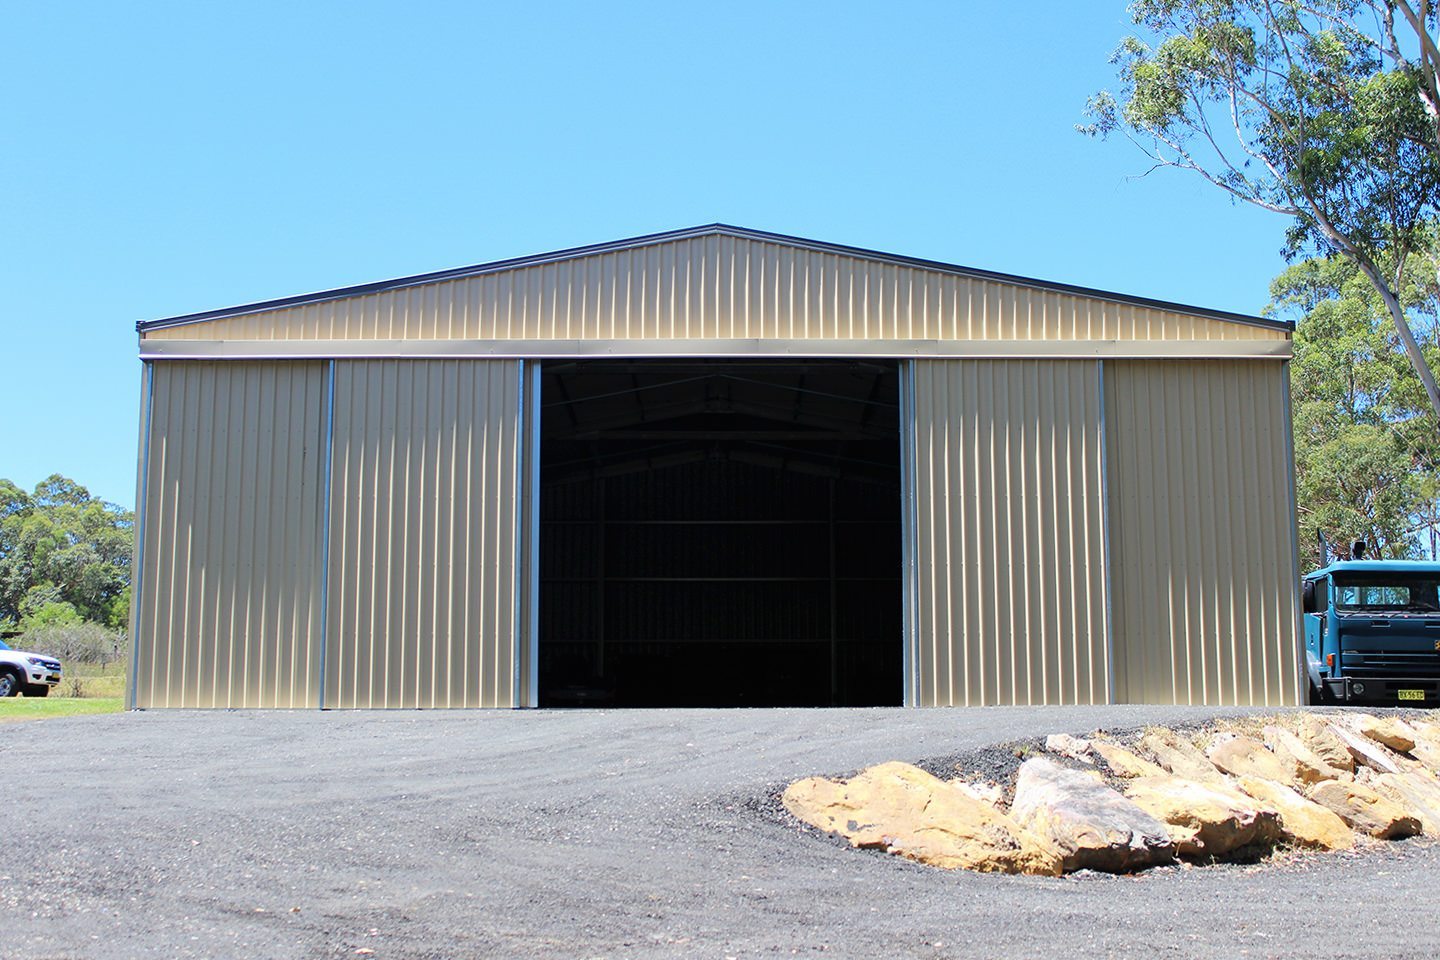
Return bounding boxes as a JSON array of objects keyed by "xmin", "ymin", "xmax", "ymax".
[
  {"xmin": 0, "ymin": 670, "xmax": 21, "ymax": 698},
  {"xmin": 24, "ymin": 684, "xmax": 49, "ymax": 698}
]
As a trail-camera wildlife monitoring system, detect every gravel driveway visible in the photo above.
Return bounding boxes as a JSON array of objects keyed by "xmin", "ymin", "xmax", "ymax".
[{"xmin": 5, "ymin": 706, "xmax": 1438, "ymax": 959}]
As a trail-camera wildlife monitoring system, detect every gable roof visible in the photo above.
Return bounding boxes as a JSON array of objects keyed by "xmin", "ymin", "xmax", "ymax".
[{"xmin": 137, "ymin": 224, "xmax": 1290, "ymax": 335}]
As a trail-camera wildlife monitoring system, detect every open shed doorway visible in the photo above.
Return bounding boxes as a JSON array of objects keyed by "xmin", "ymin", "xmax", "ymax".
[{"xmin": 538, "ymin": 359, "xmax": 903, "ymax": 707}]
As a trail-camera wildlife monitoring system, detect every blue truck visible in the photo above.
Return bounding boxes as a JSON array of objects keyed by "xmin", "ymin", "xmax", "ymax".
[{"xmin": 1303, "ymin": 543, "xmax": 1440, "ymax": 706}]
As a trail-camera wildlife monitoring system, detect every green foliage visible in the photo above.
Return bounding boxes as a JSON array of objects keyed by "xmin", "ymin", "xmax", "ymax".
[
  {"xmin": 0, "ymin": 474, "xmax": 133, "ymax": 630},
  {"xmin": 1088, "ymin": 1, "xmax": 1440, "ymax": 425},
  {"xmin": 101, "ymin": 585, "xmax": 131, "ymax": 630},
  {"xmin": 1273, "ymin": 250, "xmax": 1440, "ymax": 560},
  {"xmin": 19, "ymin": 599, "xmax": 83, "ymax": 630},
  {"xmin": 1087, "ymin": 1, "xmax": 1440, "ymax": 265}
]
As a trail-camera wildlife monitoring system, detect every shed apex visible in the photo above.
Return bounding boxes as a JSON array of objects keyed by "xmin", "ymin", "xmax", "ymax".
[{"xmin": 136, "ymin": 223, "xmax": 1291, "ymax": 334}]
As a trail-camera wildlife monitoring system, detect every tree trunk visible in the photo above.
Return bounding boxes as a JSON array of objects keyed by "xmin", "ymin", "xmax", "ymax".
[
  {"xmin": 1353, "ymin": 256, "xmax": 1440, "ymax": 424},
  {"xmin": 1381, "ymin": 291, "xmax": 1440, "ymax": 423},
  {"xmin": 1430, "ymin": 505, "xmax": 1437, "ymax": 561}
]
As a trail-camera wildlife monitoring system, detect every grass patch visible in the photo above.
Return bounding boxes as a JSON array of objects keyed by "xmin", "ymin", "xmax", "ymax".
[
  {"xmin": 58, "ymin": 661, "xmax": 127, "ymax": 699},
  {"xmin": 0, "ymin": 697, "xmax": 123, "ymax": 723}
]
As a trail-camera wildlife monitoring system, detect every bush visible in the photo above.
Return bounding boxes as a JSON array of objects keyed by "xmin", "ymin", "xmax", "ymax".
[
  {"xmin": 20, "ymin": 621, "xmax": 127, "ymax": 668},
  {"xmin": 18, "ymin": 599, "xmax": 83, "ymax": 631}
]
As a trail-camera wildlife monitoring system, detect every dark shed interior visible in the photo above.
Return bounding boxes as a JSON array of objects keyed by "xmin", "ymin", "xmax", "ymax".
[{"xmin": 538, "ymin": 359, "xmax": 903, "ymax": 707}]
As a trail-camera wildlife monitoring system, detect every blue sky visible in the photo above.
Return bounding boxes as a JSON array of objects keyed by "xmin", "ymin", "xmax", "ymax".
[{"xmin": 2, "ymin": 1, "xmax": 1286, "ymax": 509}]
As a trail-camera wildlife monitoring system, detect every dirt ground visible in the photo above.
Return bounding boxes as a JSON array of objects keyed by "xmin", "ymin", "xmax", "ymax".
[{"xmin": 6, "ymin": 706, "xmax": 1437, "ymax": 959}]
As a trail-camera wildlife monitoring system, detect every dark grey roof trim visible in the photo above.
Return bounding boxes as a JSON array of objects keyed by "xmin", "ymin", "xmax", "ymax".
[{"xmin": 137, "ymin": 224, "xmax": 1292, "ymax": 333}]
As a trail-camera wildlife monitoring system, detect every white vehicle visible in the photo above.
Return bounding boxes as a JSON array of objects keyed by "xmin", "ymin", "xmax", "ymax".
[{"xmin": 0, "ymin": 639, "xmax": 62, "ymax": 698}]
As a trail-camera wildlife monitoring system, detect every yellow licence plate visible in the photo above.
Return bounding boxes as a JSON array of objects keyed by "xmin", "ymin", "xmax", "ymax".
[{"xmin": 1398, "ymin": 689, "xmax": 1425, "ymax": 701}]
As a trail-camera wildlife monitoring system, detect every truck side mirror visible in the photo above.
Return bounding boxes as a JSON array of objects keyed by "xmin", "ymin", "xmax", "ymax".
[{"xmin": 1302, "ymin": 580, "xmax": 1316, "ymax": 613}]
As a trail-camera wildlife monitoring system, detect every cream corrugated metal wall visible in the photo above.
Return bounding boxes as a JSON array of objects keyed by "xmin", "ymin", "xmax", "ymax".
[
  {"xmin": 129, "ymin": 230, "xmax": 1300, "ymax": 710},
  {"xmin": 325, "ymin": 359, "xmax": 522, "ymax": 708},
  {"xmin": 910, "ymin": 360, "xmax": 1111, "ymax": 706},
  {"xmin": 132, "ymin": 362, "xmax": 329, "ymax": 708},
  {"xmin": 143, "ymin": 234, "xmax": 1285, "ymax": 344},
  {"xmin": 1105, "ymin": 360, "xmax": 1299, "ymax": 706}
]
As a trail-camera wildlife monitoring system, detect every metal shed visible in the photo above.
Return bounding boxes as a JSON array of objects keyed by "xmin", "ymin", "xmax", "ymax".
[{"xmin": 129, "ymin": 224, "xmax": 1301, "ymax": 709}]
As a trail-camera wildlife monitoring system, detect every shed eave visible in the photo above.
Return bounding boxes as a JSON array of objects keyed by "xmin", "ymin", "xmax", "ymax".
[{"xmin": 137, "ymin": 336, "xmax": 1294, "ymax": 361}]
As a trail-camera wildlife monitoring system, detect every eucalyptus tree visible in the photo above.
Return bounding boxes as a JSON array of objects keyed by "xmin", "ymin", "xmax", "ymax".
[
  {"xmin": 1085, "ymin": 1, "xmax": 1440, "ymax": 421},
  {"xmin": 0, "ymin": 476, "xmax": 133, "ymax": 629},
  {"xmin": 1272, "ymin": 251, "xmax": 1440, "ymax": 558}
]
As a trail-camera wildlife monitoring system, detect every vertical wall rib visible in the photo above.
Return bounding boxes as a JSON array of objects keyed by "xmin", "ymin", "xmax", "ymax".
[
  {"xmin": 518, "ymin": 361, "xmax": 543, "ymax": 708},
  {"xmin": 325, "ymin": 359, "xmax": 522, "ymax": 708},
  {"xmin": 133, "ymin": 361, "xmax": 328, "ymax": 708},
  {"xmin": 127, "ymin": 363, "xmax": 154, "ymax": 710},
  {"xmin": 1105, "ymin": 360, "xmax": 1299, "ymax": 706},
  {"xmin": 911, "ymin": 359, "xmax": 1109, "ymax": 706},
  {"xmin": 898, "ymin": 360, "xmax": 919, "ymax": 705}
]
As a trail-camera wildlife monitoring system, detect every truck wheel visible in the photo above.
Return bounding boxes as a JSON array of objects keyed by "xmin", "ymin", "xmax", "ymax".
[
  {"xmin": 24, "ymin": 684, "xmax": 49, "ymax": 698},
  {"xmin": 0, "ymin": 670, "xmax": 21, "ymax": 698}
]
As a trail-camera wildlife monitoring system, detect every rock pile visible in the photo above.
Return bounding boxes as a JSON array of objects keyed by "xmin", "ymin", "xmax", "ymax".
[
  {"xmin": 780, "ymin": 760, "xmax": 1064, "ymax": 875},
  {"xmin": 781, "ymin": 712, "xmax": 1440, "ymax": 876}
]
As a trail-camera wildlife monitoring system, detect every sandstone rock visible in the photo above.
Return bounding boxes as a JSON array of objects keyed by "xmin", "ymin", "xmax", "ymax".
[
  {"xmin": 1342, "ymin": 713, "xmax": 1418, "ymax": 752},
  {"xmin": 1262, "ymin": 725, "xmax": 1347, "ymax": 785},
  {"xmin": 782, "ymin": 761, "xmax": 1064, "ymax": 875},
  {"xmin": 1367, "ymin": 771, "xmax": 1440, "ymax": 836},
  {"xmin": 1408, "ymin": 738, "xmax": 1440, "ymax": 774},
  {"xmin": 1009, "ymin": 757, "xmax": 1176, "ymax": 873},
  {"xmin": 1305, "ymin": 778, "xmax": 1423, "ymax": 839},
  {"xmin": 1402, "ymin": 721, "xmax": 1440, "ymax": 772},
  {"xmin": 1207, "ymin": 736, "xmax": 1292, "ymax": 782},
  {"xmin": 1090, "ymin": 741, "xmax": 1166, "ymax": 779},
  {"xmin": 1232, "ymin": 776, "xmax": 1355, "ymax": 850},
  {"xmin": 1412, "ymin": 719, "xmax": 1440, "ymax": 744},
  {"xmin": 1137, "ymin": 729, "xmax": 1228, "ymax": 784},
  {"xmin": 1044, "ymin": 733, "xmax": 1096, "ymax": 764},
  {"xmin": 1327, "ymin": 723, "xmax": 1404, "ymax": 774},
  {"xmin": 949, "ymin": 778, "xmax": 1005, "ymax": 808},
  {"xmin": 1296, "ymin": 715, "xmax": 1357, "ymax": 773},
  {"xmin": 1124, "ymin": 775, "xmax": 1282, "ymax": 858}
]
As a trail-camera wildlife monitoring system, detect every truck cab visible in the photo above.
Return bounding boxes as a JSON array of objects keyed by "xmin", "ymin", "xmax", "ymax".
[{"xmin": 1303, "ymin": 559, "xmax": 1440, "ymax": 706}]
